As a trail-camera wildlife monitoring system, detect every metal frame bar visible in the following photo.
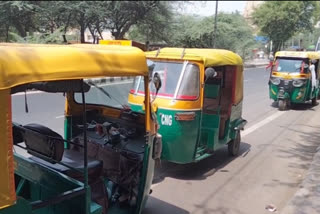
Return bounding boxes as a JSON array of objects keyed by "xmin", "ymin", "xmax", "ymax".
[
  {"xmin": 135, "ymin": 76, "xmax": 142, "ymax": 95},
  {"xmin": 31, "ymin": 187, "xmax": 85, "ymax": 210},
  {"xmin": 81, "ymin": 80, "xmax": 89, "ymax": 214},
  {"xmin": 173, "ymin": 60, "xmax": 189, "ymax": 100}
]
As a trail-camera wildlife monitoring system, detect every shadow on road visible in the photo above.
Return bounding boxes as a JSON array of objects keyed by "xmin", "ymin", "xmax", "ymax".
[
  {"xmin": 153, "ymin": 142, "xmax": 251, "ymax": 185},
  {"xmin": 143, "ymin": 196, "xmax": 189, "ymax": 214},
  {"xmin": 270, "ymin": 100, "xmax": 317, "ymax": 111},
  {"xmin": 277, "ymin": 124, "xmax": 320, "ymax": 171},
  {"xmin": 276, "ymin": 124, "xmax": 320, "ymax": 214}
]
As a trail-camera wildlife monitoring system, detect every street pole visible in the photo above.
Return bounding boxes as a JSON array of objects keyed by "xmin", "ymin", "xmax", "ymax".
[{"xmin": 213, "ymin": 0, "xmax": 218, "ymax": 48}]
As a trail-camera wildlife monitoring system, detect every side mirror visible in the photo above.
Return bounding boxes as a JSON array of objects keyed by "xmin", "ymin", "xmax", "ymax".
[
  {"xmin": 152, "ymin": 133, "xmax": 162, "ymax": 160},
  {"xmin": 205, "ymin": 67, "xmax": 217, "ymax": 82},
  {"xmin": 152, "ymin": 72, "xmax": 162, "ymax": 93},
  {"xmin": 150, "ymin": 72, "xmax": 162, "ymax": 103}
]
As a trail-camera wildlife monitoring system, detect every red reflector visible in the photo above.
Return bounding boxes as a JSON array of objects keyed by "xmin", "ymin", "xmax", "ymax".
[{"xmin": 174, "ymin": 112, "xmax": 196, "ymax": 121}]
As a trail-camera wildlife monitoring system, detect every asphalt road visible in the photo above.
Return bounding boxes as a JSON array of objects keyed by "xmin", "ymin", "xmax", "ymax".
[{"xmin": 11, "ymin": 67, "xmax": 320, "ymax": 214}]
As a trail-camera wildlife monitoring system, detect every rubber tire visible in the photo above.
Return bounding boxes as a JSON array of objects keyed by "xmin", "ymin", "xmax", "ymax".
[
  {"xmin": 278, "ymin": 99, "xmax": 287, "ymax": 111},
  {"xmin": 228, "ymin": 131, "xmax": 241, "ymax": 156},
  {"xmin": 312, "ymin": 97, "xmax": 317, "ymax": 106}
]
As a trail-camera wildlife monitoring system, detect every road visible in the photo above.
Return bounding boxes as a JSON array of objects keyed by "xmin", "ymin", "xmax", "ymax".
[{"xmin": 12, "ymin": 67, "xmax": 320, "ymax": 214}]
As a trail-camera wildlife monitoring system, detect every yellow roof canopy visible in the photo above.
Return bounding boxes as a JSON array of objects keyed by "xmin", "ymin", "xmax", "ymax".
[
  {"xmin": 275, "ymin": 51, "xmax": 320, "ymax": 59},
  {"xmin": 0, "ymin": 43, "xmax": 148, "ymax": 90},
  {"xmin": 146, "ymin": 48, "xmax": 243, "ymax": 67}
]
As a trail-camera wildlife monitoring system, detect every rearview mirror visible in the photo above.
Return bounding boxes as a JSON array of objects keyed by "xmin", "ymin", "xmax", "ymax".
[
  {"xmin": 153, "ymin": 72, "xmax": 162, "ymax": 92},
  {"xmin": 150, "ymin": 72, "xmax": 162, "ymax": 102},
  {"xmin": 205, "ymin": 67, "xmax": 217, "ymax": 82}
]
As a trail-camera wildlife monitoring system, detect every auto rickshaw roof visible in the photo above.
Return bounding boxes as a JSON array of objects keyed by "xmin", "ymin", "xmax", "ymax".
[
  {"xmin": 146, "ymin": 48, "xmax": 243, "ymax": 67},
  {"xmin": 0, "ymin": 43, "xmax": 148, "ymax": 90},
  {"xmin": 275, "ymin": 51, "xmax": 320, "ymax": 60}
]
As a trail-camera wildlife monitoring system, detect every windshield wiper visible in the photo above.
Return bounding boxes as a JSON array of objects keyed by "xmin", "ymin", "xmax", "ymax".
[{"xmin": 86, "ymin": 81, "xmax": 130, "ymax": 109}]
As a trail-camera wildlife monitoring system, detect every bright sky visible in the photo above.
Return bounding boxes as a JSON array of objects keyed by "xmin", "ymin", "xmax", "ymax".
[{"xmin": 180, "ymin": 1, "xmax": 246, "ymax": 16}]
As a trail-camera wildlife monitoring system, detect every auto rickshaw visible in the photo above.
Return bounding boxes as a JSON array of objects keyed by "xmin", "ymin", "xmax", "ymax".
[
  {"xmin": 128, "ymin": 48, "xmax": 247, "ymax": 164},
  {"xmin": 0, "ymin": 43, "xmax": 162, "ymax": 214},
  {"xmin": 269, "ymin": 51, "xmax": 320, "ymax": 110}
]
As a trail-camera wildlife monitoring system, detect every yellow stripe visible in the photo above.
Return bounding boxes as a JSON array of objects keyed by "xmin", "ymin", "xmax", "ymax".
[
  {"xmin": 272, "ymin": 72, "xmax": 310, "ymax": 79},
  {"xmin": 128, "ymin": 93, "xmax": 201, "ymax": 110}
]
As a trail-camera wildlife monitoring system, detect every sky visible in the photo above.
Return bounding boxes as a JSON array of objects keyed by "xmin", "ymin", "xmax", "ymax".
[{"xmin": 179, "ymin": 1, "xmax": 247, "ymax": 16}]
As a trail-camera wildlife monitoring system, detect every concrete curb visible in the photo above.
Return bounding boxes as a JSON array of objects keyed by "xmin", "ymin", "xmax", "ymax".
[
  {"xmin": 281, "ymin": 145, "xmax": 320, "ymax": 214},
  {"xmin": 89, "ymin": 76, "xmax": 134, "ymax": 85}
]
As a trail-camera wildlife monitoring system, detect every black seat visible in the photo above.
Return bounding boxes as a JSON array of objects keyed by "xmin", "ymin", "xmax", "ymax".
[
  {"xmin": 30, "ymin": 150, "xmax": 102, "ymax": 183},
  {"xmin": 17, "ymin": 123, "xmax": 102, "ymax": 182}
]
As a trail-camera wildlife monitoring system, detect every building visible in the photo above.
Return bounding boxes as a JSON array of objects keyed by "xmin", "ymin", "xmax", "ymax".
[
  {"xmin": 242, "ymin": 1, "xmax": 263, "ymax": 33},
  {"xmin": 243, "ymin": 1, "xmax": 263, "ymax": 20}
]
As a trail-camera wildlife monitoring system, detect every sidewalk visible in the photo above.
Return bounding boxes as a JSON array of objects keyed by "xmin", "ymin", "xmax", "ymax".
[
  {"xmin": 281, "ymin": 145, "xmax": 320, "ymax": 214},
  {"xmin": 244, "ymin": 58, "xmax": 270, "ymax": 68}
]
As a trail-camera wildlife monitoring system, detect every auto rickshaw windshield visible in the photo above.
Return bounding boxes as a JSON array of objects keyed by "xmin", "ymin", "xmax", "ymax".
[
  {"xmin": 74, "ymin": 78, "xmax": 133, "ymax": 109},
  {"xmin": 273, "ymin": 57, "xmax": 309, "ymax": 73},
  {"xmin": 131, "ymin": 60, "xmax": 200, "ymax": 100}
]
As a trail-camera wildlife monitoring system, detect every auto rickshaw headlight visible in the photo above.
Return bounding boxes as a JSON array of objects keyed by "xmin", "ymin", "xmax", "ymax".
[
  {"xmin": 270, "ymin": 77, "xmax": 280, "ymax": 85},
  {"xmin": 292, "ymin": 79, "xmax": 305, "ymax": 87}
]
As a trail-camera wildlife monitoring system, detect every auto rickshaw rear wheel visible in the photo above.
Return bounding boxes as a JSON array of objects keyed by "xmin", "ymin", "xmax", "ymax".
[
  {"xmin": 278, "ymin": 99, "xmax": 287, "ymax": 111},
  {"xmin": 228, "ymin": 131, "xmax": 240, "ymax": 156},
  {"xmin": 312, "ymin": 97, "xmax": 317, "ymax": 106}
]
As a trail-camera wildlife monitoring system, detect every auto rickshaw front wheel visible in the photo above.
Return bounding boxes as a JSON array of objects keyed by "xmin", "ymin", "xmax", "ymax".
[
  {"xmin": 228, "ymin": 131, "xmax": 241, "ymax": 156},
  {"xmin": 278, "ymin": 99, "xmax": 287, "ymax": 111}
]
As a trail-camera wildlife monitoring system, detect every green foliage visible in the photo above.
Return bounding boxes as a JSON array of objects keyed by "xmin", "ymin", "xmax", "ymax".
[
  {"xmin": 127, "ymin": 1, "xmax": 173, "ymax": 43},
  {"xmin": 252, "ymin": 1, "xmax": 318, "ymax": 52},
  {"xmin": 0, "ymin": 1, "xmax": 41, "ymax": 37},
  {"xmin": 0, "ymin": 1, "xmax": 174, "ymax": 43},
  {"xmin": 101, "ymin": 1, "xmax": 172, "ymax": 39},
  {"xmin": 167, "ymin": 13, "xmax": 255, "ymax": 59},
  {"xmin": 9, "ymin": 28, "xmax": 66, "ymax": 44}
]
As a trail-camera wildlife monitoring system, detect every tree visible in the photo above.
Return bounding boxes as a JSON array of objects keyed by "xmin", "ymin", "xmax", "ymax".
[
  {"xmin": 252, "ymin": 1, "xmax": 318, "ymax": 52},
  {"xmin": 149, "ymin": 12, "xmax": 255, "ymax": 59},
  {"xmin": 100, "ymin": 1, "xmax": 171, "ymax": 39},
  {"xmin": 127, "ymin": 1, "xmax": 173, "ymax": 44},
  {"xmin": 0, "ymin": 1, "xmax": 41, "ymax": 38}
]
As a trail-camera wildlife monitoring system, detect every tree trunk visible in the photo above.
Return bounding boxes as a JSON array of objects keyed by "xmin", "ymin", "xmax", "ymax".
[
  {"xmin": 5, "ymin": 24, "xmax": 9, "ymax": 42},
  {"xmin": 96, "ymin": 21, "xmax": 103, "ymax": 40},
  {"xmin": 80, "ymin": 26, "xmax": 85, "ymax": 43},
  {"xmin": 14, "ymin": 22, "xmax": 27, "ymax": 37},
  {"xmin": 62, "ymin": 35, "xmax": 68, "ymax": 43},
  {"xmin": 87, "ymin": 25, "xmax": 95, "ymax": 44},
  {"xmin": 64, "ymin": 13, "xmax": 72, "ymax": 34},
  {"xmin": 78, "ymin": 14, "xmax": 86, "ymax": 43}
]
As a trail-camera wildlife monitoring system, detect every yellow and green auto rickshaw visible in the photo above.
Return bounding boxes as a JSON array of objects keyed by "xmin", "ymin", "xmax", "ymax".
[
  {"xmin": 0, "ymin": 43, "xmax": 162, "ymax": 214},
  {"xmin": 128, "ymin": 48, "xmax": 247, "ymax": 164},
  {"xmin": 269, "ymin": 51, "xmax": 320, "ymax": 110}
]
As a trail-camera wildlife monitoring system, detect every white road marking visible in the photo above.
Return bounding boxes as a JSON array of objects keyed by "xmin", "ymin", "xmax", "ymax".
[
  {"xmin": 151, "ymin": 111, "xmax": 286, "ymax": 189},
  {"xmin": 242, "ymin": 111, "xmax": 286, "ymax": 137},
  {"xmin": 244, "ymin": 79, "xmax": 251, "ymax": 82},
  {"xmin": 55, "ymin": 115, "xmax": 64, "ymax": 119}
]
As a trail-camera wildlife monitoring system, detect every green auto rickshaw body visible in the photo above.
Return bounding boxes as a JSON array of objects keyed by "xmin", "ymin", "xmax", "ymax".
[
  {"xmin": 128, "ymin": 48, "xmax": 247, "ymax": 164},
  {"xmin": 269, "ymin": 51, "xmax": 320, "ymax": 109},
  {"xmin": 0, "ymin": 43, "xmax": 160, "ymax": 214}
]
